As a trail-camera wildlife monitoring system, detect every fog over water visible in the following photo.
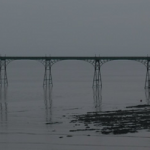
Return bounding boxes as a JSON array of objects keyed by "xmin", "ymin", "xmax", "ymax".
[
  {"xmin": 0, "ymin": 60, "xmax": 150, "ymax": 150},
  {"xmin": 1, "ymin": 0, "xmax": 150, "ymax": 149}
]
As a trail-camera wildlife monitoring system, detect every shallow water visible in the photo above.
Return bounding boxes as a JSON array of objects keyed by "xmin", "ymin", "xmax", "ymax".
[{"xmin": 0, "ymin": 60, "xmax": 150, "ymax": 150}]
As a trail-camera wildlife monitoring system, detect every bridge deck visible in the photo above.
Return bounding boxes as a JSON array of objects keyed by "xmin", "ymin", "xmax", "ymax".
[{"xmin": 0, "ymin": 56, "xmax": 150, "ymax": 61}]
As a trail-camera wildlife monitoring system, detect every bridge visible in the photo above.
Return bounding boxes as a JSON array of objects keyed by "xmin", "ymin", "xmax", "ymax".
[{"xmin": 0, "ymin": 56, "xmax": 150, "ymax": 90}]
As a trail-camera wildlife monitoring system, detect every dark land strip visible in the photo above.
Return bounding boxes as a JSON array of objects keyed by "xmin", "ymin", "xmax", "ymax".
[{"xmin": 70, "ymin": 105, "xmax": 150, "ymax": 135}]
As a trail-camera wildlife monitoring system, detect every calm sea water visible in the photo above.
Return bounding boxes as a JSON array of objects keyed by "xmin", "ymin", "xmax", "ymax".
[{"xmin": 0, "ymin": 60, "xmax": 149, "ymax": 150}]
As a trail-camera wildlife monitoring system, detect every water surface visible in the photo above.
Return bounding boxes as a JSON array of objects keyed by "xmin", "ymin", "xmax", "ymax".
[{"xmin": 0, "ymin": 60, "xmax": 149, "ymax": 150}]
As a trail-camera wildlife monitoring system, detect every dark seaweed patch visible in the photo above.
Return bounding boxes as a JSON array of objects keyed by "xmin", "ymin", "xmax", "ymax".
[{"xmin": 70, "ymin": 105, "xmax": 150, "ymax": 134}]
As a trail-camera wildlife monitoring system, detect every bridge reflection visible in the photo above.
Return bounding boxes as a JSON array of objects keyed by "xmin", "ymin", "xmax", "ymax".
[
  {"xmin": 43, "ymin": 87, "xmax": 53, "ymax": 123},
  {"xmin": 0, "ymin": 87, "xmax": 8, "ymax": 124},
  {"xmin": 93, "ymin": 86, "xmax": 102, "ymax": 111},
  {"xmin": 43, "ymin": 86, "xmax": 103, "ymax": 121},
  {"xmin": 145, "ymin": 89, "xmax": 150, "ymax": 105},
  {"xmin": 93, "ymin": 87, "xmax": 150, "ymax": 111},
  {"xmin": 43, "ymin": 86, "xmax": 150, "ymax": 115}
]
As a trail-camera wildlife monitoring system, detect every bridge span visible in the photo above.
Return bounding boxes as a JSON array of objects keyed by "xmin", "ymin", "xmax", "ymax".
[{"xmin": 0, "ymin": 56, "xmax": 150, "ymax": 89}]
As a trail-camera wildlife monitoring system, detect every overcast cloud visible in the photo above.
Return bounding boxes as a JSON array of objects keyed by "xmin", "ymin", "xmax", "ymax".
[{"xmin": 0, "ymin": 0, "xmax": 150, "ymax": 56}]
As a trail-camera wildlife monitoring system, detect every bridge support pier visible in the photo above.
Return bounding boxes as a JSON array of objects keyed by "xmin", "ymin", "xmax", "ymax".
[
  {"xmin": 93, "ymin": 60, "xmax": 102, "ymax": 89},
  {"xmin": 43, "ymin": 60, "xmax": 53, "ymax": 88},
  {"xmin": 0, "ymin": 60, "xmax": 8, "ymax": 87},
  {"xmin": 145, "ymin": 61, "xmax": 150, "ymax": 89}
]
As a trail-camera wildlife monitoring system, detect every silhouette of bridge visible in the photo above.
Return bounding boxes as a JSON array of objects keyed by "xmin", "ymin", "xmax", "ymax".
[{"xmin": 0, "ymin": 56, "xmax": 150, "ymax": 90}]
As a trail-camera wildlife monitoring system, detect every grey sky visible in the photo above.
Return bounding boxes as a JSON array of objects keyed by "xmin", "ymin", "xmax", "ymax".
[{"xmin": 0, "ymin": 0, "xmax": 150, "ymax": 56}]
